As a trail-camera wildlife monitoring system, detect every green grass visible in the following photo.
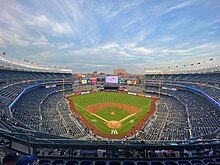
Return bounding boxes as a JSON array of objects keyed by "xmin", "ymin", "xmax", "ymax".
[
  {"xmin": 70, "ymin": 92, "xmax": 151, "ymax": 136},
  {"xmin": 95, "ymin": 106, "xmax": 130, "ymax": 121}
]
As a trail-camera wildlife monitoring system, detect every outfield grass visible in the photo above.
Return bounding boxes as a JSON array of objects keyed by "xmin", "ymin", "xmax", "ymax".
[{"xmin": 70, "ymin": 92, "xmax": 151, "ymax": 135}]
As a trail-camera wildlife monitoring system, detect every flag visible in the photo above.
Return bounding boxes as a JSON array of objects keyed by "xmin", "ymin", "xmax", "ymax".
[{"xmin": 2, "ymin": 52, "xmax": 6, "ymax": 55}]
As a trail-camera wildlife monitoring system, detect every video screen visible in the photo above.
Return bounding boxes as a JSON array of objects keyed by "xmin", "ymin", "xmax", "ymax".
[{"xmin": 105, "ymin": 76, "xmax": 119, "ymax": 84}]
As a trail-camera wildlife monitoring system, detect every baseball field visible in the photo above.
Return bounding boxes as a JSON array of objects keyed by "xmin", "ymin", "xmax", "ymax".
[{"xmin": 67, "ymin": 92, "xmax": 156, "ymax": 138}]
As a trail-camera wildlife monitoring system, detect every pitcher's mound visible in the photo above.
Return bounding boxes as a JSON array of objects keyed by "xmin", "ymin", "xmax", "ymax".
[
  {"xmin": 107, "ymin": 121, "xmax": 121, "ymax": 129},
  {"xmin": 110, "ymin": 112, "xmax": 115, "ymax": 115}
]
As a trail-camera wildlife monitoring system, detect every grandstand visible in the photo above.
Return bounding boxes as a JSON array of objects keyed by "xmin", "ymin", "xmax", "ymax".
[{"xmin": 0, "ymin": 63, "xmax": 220, "ymax": 164}]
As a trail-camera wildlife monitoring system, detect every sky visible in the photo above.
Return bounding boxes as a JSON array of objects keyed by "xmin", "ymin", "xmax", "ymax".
[{"xmin": 0, "ymin": 0, "xmax": 220, "ymax": 74}]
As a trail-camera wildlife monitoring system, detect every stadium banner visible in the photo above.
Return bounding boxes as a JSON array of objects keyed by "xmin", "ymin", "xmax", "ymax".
[
  {"xmin": 90, "ymin": 78, "xmax": 97, "ymax": 84},
  {"xmin": 127, "ymin": 80, "xmax": 131, "ymax": 85},
  {"xmin": 81, "ymin": 91, "xmax": 90, "ymax": 95},
  {"xmin": 162, "ymin": 87, "xmax": 177, "ymax": 91},
  {"xmin": 138, "ymin": 94, "xmax": 144, "ymax": 97},
  {"xmin": 81, "ymin": 79, "xmax": 87, "ymax": 84},
  {"xmin": 131, "ymin": 80, "xmax": 137, "ymax": 85},
  {"xmin": 144, "ymin": 95, "xmax": 152, "ymax": 98}
]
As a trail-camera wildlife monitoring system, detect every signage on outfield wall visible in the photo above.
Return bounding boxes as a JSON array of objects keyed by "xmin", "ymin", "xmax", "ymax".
[
  {"xmin": 131, "ymin": 80, "xmax": 137, "ymax": 85},
  {"xmin": 81, "ymin": 91, "xmax": 90, "ymax": 95},
  {"xmin": 127, "ymin": 80, "xmax": 131, "ymax": 84},
  {"xmin": 81, "ymin": 79, "xmax": 87, "ymax": 84}
]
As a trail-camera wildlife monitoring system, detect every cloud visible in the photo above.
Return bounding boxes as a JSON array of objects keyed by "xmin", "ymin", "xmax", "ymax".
[
  {"xmin": 0, "ymin": 0, "xmax": 220, "ymax": 73},
  {"xmin": 164, "ymin": 1, "xmax": 195, "ymax": 14}
]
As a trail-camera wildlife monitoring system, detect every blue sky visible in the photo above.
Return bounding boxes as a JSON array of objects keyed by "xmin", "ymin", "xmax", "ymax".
[{"xmin": 0, "ymin": 0, "xmax": 220, "ymax": 73}]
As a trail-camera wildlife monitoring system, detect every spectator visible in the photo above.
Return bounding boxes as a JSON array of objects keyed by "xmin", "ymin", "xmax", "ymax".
[
  {"xmin": 2, "ymin": 152, "xmax": 20, "ymax": 165},
  {"xmin": 15, "ymin": 155, "xmax": 38, "ymax": 165}
]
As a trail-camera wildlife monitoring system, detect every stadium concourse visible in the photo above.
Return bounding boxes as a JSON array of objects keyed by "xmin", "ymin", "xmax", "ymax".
[{"xmin": 0, "ymin": 66, "xmax": 220, "ymax": 164}]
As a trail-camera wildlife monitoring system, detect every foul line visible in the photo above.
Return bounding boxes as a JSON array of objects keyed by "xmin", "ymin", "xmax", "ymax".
[
  {"xmin": 119, "ymin": 113, "xmax": 136, "ymax": 123},
  {"xmin": 75, "ymin": 103, "xmax": 108, "ymax": 122},
  {"xmin": 92, "ymin": 113, "xmax": 108, "ymax": 122}
]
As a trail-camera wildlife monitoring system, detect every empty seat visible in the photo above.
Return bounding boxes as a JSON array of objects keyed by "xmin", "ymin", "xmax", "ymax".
[
  {"xmin": 109, "ymin": 160, "xmax": 121, "ymax": 165},
  {"xmin": 203, "ymin": 159, "xmax": 216, "ymax": 164},
  {"xmin": 164, "ymin": 160, "xmax": 178, "ymax": 165},
  {"xmin": 94, "ymin": 160, "xmax": 107, "ymax": 165},
  {"xmin": 215, "ymin": 158, "xmax": 220, "ymax": 163},
  {"xmin": 39, "ymin": 159, "xmax": 51, "ymax": 165},
  {"xmin": 177, "ymin": 160, "xmax": 192, "ymax": 165},
  {"xmin": 136, "ymin": 161, "xmax": 149, "ymax": 165},
  {"xmin": 150, "ymin": 161, "xmax": 164, "ymax": 165},
  {"xmin": 52, "ymin": 159, "xmax": 65, "ymax": 165},
  {"xmin": 190, "ymin": 160, "xmax": 204, "ymax": 165},
  {"xmin": 80, "ymin": 160, "xmax": 93, "ymax": 165},
  {"xmin": 66, "ymin": 160, "xmax": 79, "ymax": 165},
  {"xmin": 123, "ymin": 160, "xmax": 134, "ymax": 165}
]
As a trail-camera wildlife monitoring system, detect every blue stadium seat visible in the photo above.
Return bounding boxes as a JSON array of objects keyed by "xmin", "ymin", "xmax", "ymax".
[
  {"xmin": 80, "ymin": 160, "xmax": 93, "ymax": 165},
  {"xmin": 177, "ymin": 160, "xmax": 192, "ymax": 165},
  {"xmin": 38, "ymin": 159, "xmax": 51, "ymax": 165},
  {"xmin": 52, "ymin": 159, "xmax": 65, "ymax": 165},
  {"xmin": 65, "ymin": 160, "xmax": 79, "ymax": 165},
  {"xmin": 109, "ymin": 160, "xmax": 121, "ymax": 165},
  {"xmin": 122, "ymin": 160, "xmax": 135, "ymax": 165},
  {"xmin": 215, "ymin": 158, "xmax": 220, "ymax": 163},
  {"xmin": 190, "ymin": 160, "xmax": 204, "ymax": 165},
  {"xmin": 164, "ymin": 160, "xmax": 178, "ymax": 165},
  {"xmin": 136, "ymin": 161, "xmax": 149, "ymax": 165},
  {"xmin": 94, "ymin": 160, "xmax": 107, "ymax": 165},
  {"xmin": 150, "ymin": 161, "xmax": 164, "ymax": 165},
  {"xmin": 203, "ymin": 158, "xmax": 216, "ymax": 164}
]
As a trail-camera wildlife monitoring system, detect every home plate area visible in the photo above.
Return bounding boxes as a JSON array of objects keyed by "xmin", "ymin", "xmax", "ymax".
[{"xmin": 106, "ymin": 121, "xmax": 121, "ymax": 129}]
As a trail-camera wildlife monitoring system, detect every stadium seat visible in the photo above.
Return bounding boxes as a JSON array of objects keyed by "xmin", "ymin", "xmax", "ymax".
[
  {"xmin": 65, "ymin": 160, "xmax": 79, "ymax": 165},
  {"xmin": 109, "ymin": 160, "xmax": 121, "ymax": 165},
  {"xmin": 38, "ymin": 159, "xmax": 51, "ymax": 165},
  {"xmin": 150, "ymin": 161, "xmax": 164, "ymax": 165},
  {"xmin": 122, "ymin": 160, "xmax": 135, "ymax": 165},
  {"xmin": 203, "ymin": 159, "xmax": 216, "ymax": 164},
  {"xmin": 52, "ymin": 159, "xmax": 65, "ymax": 165},
  {"xmin": 136, "ymin": 161, "xmax": 149, "ymax": 165},
  {"xmin": 215, "ymin": 158, "xmax": 220, "ymax": 163},
  {"xmin": 177, "ymin": 160, "xmax": 192, "ymax": 165},
  {"xmin": 80, "ymin": 160, "xmax": 93, "ymax": 165},
  {"xmin": 190, "ymin": 160, "xmax": 204, "ymax": 165},
  {"xmin": 164, "ymin": 160, "xmax": 178, "ymax": 165},
  {"xmin": 94, "ymin": 160, "xmax": 107, "ymax": 165}
]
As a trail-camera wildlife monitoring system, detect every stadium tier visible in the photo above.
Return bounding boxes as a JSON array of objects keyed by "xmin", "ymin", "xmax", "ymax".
[{"xmin": 0, "ymin": 68, "xmax": 220, "ymax": 163}]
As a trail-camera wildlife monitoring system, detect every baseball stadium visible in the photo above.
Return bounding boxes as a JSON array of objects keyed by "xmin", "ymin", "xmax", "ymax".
[
  {"xmin": 1, "ymin": 0, "xmax": 220, "ymax": 164},
  {"xmin": 0, "ymin": 57, "xmax": 220, "ymax": 164}
]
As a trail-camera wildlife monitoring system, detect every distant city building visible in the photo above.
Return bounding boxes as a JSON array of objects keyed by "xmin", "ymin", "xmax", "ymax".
[
  {"xmin": 113, "ymin": 68, "xmax": 126, "ymax": 75},
  {"xmin": 93, "ymin": 71, "xmax": 98, "ymax": 75}
]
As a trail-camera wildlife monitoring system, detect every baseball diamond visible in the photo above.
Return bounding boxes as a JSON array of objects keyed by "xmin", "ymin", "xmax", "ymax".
[{"xmin": 67, "ymin": 92, "xmax": 157, "ymax": 139}]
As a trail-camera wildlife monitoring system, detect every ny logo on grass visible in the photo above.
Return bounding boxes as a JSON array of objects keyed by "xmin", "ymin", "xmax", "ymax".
[{"xmin": 111, "ymin": 129, "xmax": 118, "ymax": 135}]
